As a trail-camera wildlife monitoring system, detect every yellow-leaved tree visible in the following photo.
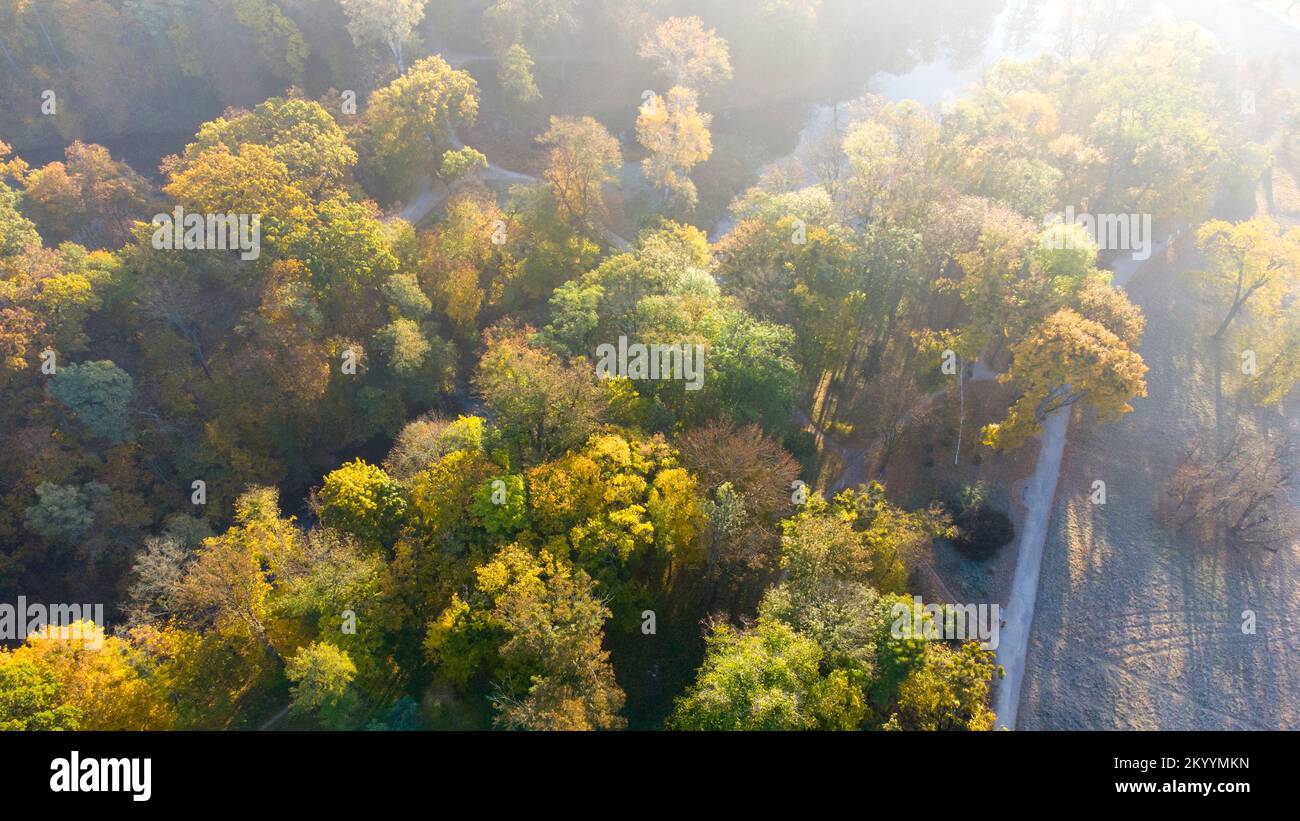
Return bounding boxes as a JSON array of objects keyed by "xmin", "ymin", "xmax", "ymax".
[
  {"xmin": 637, "ymin": 86, "xmax": 713, "ymax": 210},
  {"xmin": 0, "ymin": 622, "xmax": 174, "ymax": 730},
  {"xmin": 982, "ymin": 307, "xmax": 1148, "ymax": 450},
  {"xmin": 1189, "ymin": 218, "xmax": 1300, "ymax": 431}
]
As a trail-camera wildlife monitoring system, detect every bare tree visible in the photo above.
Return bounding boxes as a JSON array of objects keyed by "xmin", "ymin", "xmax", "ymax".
[
  {"xmin": 1159, "ymin": 430, "xmax": 1298, "ymax": 552},
  {"xmin": 125, "ymin": 535, "xmax": 190, "ymax": 627},
  {"xmin": 679, "ymin": 421, "xmax": 801, "ymax": 603}
]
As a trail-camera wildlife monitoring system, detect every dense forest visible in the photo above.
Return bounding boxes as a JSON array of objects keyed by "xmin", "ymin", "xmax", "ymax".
[{"xmin": 1, "ymin": 0, "xmax": 1297, "ymax": 731}]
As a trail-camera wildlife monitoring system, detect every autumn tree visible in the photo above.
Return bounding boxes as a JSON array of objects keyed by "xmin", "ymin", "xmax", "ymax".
[
  {"xmin": 317, "ymin": 459, "xmax": 408, "ymax": 546},
  {"xmin": 426, "ymin": 545, "xmax": 626, "ymax": 730},
  {"xmin": 678, "ymin": 420, "xmax": 800, "ymax": 580},
  {"xmin": 939, "ymin": 73, "xmax": 1062, "ymax": 220},
  {"xmin": 637, "ymin": 16, "xmax": 733, "ymax": 92},
  {"xmin": 675, "ymin": 480, "xmax": 990, "ymax": 731},
  {"xmin": 538, "ymin": 116, "xmax": 622, "ymax": 232},
  {"xmin": 25, "ymin": 245, "xmax": 113, "ymax": 355},
  {"xmin": 273, "ymin": 527, "xmax": 391, "ymax": 685},
  {"xmin": 473, "ymin": 329, "xmax": 604, "ymax": 462},
  {"xmin": 0, "ymin": 167, "xmax": 40, "ymax": 257},
  {"xmin": 712, "ymin": 184, "xmax": 842, "ymax": 325},
  {"xmin": 1068, "ymin": 24, "xmax": 1230, "ymax": 223},
  {"xmin": 373, "ymin": 317, "xmax": 433, "ymax": 374},
  {"xmin": 384, "ymin": 414, "xmax": 487, "ymax": 480},
  {"xmin": 0, "ymin": 623, "xmax": 174, "ymax": 730},
  {"xmin": 162, "ymin": 142, "xmax": 311, "ymax": 250},
  {"xmin": 982, "ymin": 308, "xmax": 1148, "ymax": 450},
  {"xmin": 229, "ymin": 0, "xmax": 309, "ymax": 84},
  {"xmin": 339, "ymin": 0, "xmax": 428, "ymax": 72},
  {"xmin": 176, "ymin": 487, "xmax": 302, "ymax": 651},
  {"xmin": 0, "ymin": 653, "xmax": 82, "ymax": 730},
  {"xmin": 1190, "ymin": 218, "xmax": 1300, "ymax": 433},
  {"xmin": 364, "ymin": 56, "xmax": 480, "ymax": 194},
  {"xmin": 178, "ymin": 97, "xmax": 357, "ymax": 196},
  {"xmin": 670, "ymin": 617, "xmax": 845, "ymax": 730},
  {"xmin": 419, "ymin": 190, "xmax": 520, "ymax": 338},
  {"xmin": 522, "ymin": 432, "xmax": 705, "ymax": 599},
  {"xmin": 405, "ymin": 447, "xmax": 498, "ymax": 548},
  {"xmin": 784, "ymin": 484, "xmax": 949, "ymax": 597},
  {"xmin": 125, "ymin": 534, "xmax": 191, "ymax": 627},
  {"xmin": 883, "ymin": 641, "xmax": 997, "ymax": 731},
  {"xmin": 637, "ymin": 87, "xmax": 713, "ymax": 210},
  {"xmin": 499, "ymin": 43, "xmax": 542, "ymax": 130},
  {"xmin": 21, "ymin": 141, "xmax": 154, "ymax": 248},
  {"xmin": 840, "ymin": 99, "xmax": 943, "ymax": 225},
  {"xmin": 285, "ymin": 641, "xmax": 358, "ymax": 713}
]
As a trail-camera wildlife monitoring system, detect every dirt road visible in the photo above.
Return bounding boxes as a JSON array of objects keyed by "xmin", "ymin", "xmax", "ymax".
[{"xmin": 993, "ymin": 241, "xmax": 1169, "ymax": 729}]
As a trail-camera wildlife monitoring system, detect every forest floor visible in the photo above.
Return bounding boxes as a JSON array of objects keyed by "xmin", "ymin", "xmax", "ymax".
[
  {"xmin": 803, "ymin": 364, "xmax": 1034, "ymax": 654},
  {"xmin": 1017, "ymin": 242, "xmax": 1300, "ymax": 730}
]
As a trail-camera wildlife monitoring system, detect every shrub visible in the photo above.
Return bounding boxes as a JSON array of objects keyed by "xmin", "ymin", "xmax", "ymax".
[{"xmin": 954, "ymin": 506, "xmax": 1015, "ymax": 558}]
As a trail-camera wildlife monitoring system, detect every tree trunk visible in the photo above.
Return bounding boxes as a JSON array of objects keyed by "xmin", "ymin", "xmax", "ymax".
[
  {"xmin": 1212, "ymin": 333, "xmax": 1225, "ymax": 452},
  {"xmin": 954, "ymin": 358, "xmax": 965, "ymax": 466}
]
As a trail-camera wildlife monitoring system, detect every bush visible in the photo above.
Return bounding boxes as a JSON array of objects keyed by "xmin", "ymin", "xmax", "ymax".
[{"xmin": 954, "ymin": 506, "xmax": 1015, "ymax": 558}]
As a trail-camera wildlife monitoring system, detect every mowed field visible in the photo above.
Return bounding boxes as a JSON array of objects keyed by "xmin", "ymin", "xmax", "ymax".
[{"xmin": 1018, "ymin": 249, "xmax": 1300, "ymax": 730}]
